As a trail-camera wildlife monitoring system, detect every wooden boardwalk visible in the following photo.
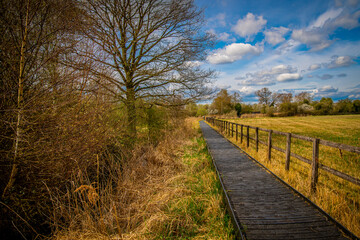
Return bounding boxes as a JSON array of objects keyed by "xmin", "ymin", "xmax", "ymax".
[{"xmin": 200, "ymin": 121, "xmax": 355, "ymax": 240}]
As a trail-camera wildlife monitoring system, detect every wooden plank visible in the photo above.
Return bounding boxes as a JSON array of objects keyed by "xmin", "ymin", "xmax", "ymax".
[
  {"xmin": 259, "ymin": 139, "xmax": 267, "ymax": 146},
  {"xmin": 292, "ymin": 133, "xmax": 313, "ymax": 142},
  {"xmin": 319, "ymin": 163, "xmax": 360, "ymax": 186},
  {"xmin": 285, "ymin": 133, "xmax": 291, "ymax": 171},
  {"xmin": 311, "ymin": 138, "xmax": 320, "ymax": 193},
  {"xmin": 255, "ymin": 127, "xmax": 259, "ymax": 152},
  {"xmin": 236, "ymin": 124, "xmax": 238, "ymax": 141},
  {"xmin": 241, "ymin": 125, "xmax": 243, "ymax": 143},
  {"xmin": 268, "ymin": 130, "xmax": 272, "ymax": 162},
  {"xmin": 319, "ymin": 139, "xmax": 360, "ymax": 154},
  {"xmin": 247, "ymin": 126, "xmax": 250, "ymax": 147},
  {"xmin": 272, "ymin": 129, "xmax": 287, "ymax": 136},
  {"xmin": 273, "ymin": 145, "xmax": 286, "ymax": 153},
  {"xmin": 290, "ymin": 152, "xmax": 312, "ymax": 165},
  {"xmin": 258, "ymin": 127, "xmax": 270, "ymax": 132}
]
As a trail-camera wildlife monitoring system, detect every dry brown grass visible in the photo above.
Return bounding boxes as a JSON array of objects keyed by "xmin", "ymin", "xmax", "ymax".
[
  {"xmin": 52, "ymin": 118, "xmax": 234, "ymax": 239},
  {"xmin": 207, "ymin": 116, "xmax": 360, "ymax": 237}
]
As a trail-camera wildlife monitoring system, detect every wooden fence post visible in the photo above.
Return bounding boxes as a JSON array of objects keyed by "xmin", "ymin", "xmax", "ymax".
[
  {"xmin": 268, "ymin": 130, "xmax": 272, "ymax": 162},
  {"xmin": 232, "ymin": 123, "xmax": 234, "ymax": 137},
  {"xmin": 236, "ymin": 124, "xmax": 238, "ymax": 141},
  {"xmin": 255, "ymin": 127, "xmax": 259, "ymax": 152},
  {"xmin": 241, "ymin": 125, "xmax": 243, "ymax": 143},
  {"xmin": 246, "ymin": 126, "xmax": 250, "ymax": 148},
  {"xmin": 311, "ymin": 138, "xmax": 320, "ymax": 193},
  {"xmin": 285, "ymin": 133, "xmax": 291, "ymax": 171}
]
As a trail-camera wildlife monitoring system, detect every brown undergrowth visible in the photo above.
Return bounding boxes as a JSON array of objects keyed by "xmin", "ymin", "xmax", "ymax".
[{"xmin": 52, "ymin": 118, "xmax": 234, "ymax": 239}]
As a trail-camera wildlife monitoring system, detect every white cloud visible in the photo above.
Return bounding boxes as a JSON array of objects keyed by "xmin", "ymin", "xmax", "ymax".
[
  {"xmin": 209, "ymin": 13, "xmax": 227, "ymax": 27},
  {"xmin": 184, "ymin": 61, "xmax": 203, "ymax": 67},
  {"xmin": 317, "ymin": 74, "xmax": 334, "ymax": 80},
  {"xmin": 291, "ymin": 29, "xmax": 331, "ymax": 51},
  {"xmin": 236, "ymin": 64, "xmax": 299, "ymax": 86},
  {"xmin": 218, "ymin": 32, "xmax": 236, "ymax": 42},
  {"xmin": 238, "ymin": 86, "xmax": 257, "ymax": 96},
  {"xmin": 291, "ymin": 6, "xmax": 360, "ymax": 51},
  {"xmin": 232, "ymin": 13, "xmax": 267, "ymax": 38},
  {"xmin": 237, "ymin": 77, "xmax": 275, "ymax": 86},
  {"xmin": 207, "ymin": 43, "xmax": 263, "ymax": 64},
  {"xmin": 331, "ymin": 11, "xmax": 360, "ymax": 29},
  {"xmin": 318, "ymin": 85, "xmax": 338, "ymax": 92},
  {"xmin": 327, "ymin": 55, "xmax": 355, "ymax": 68},
  {"xmin": 216, "ymin": 84, "xmax": 231, "ymax": 90},
  {"xmin": 270, "ymin": 64, "xmax": 297, "ymax": 74},
  {"xmin": 264, "ymin": 27, "xmax": 289, "ymax": 45},
  {"xmin": 308, "ymin": 64, "xmax": 321, "ymax": 71},
  {"xmin": 275, "ymin": 39, "xmax": 301, "ymax": 55},
  {"xmin": 349, "ymin": 94, "xmax": 360, "ymax": 98},
  {"xmin": 276, "ymin": 73, "xmax": 303, "ymax": 82},
  {"xmin": 310, "ymin": 8, "xmax": 343, "ymax": 29}
]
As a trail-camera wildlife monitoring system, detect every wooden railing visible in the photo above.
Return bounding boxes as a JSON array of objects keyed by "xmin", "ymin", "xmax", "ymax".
[{"xmin": 205, "ymin": 117, "xmax": 360, "ymax": 192}]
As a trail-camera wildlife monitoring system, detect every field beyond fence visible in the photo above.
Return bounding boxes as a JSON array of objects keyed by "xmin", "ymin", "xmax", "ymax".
[{"xmin": 205, "ymin": 115, "xmax": 360, "ymax": 237}]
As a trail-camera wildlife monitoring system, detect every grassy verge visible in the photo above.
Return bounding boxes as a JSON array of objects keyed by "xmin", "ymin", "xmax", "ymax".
[
  {"xmin": 54, "ymin": 118, "xmax": 234, "ymax": 240},
  {"xmin": 207, "ymin": 115, "xmax": 360, "ymax": 237},
  {"xmin": 147, "ymin": 123, "xmax": 234, "ymax": 239}
]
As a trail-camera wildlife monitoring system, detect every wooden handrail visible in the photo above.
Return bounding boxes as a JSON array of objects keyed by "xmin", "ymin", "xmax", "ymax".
[{"xmin": 204, "ymin": 117, "xmax": 360, "ymax": 192}]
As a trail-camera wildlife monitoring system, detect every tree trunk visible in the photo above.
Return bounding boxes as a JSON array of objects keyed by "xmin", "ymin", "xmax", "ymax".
[
  {"xmin": 126, "ymin": 88, "xmax": 137, "ymax": 142},
  {"xmin": 2, "ymin": 1, "xmax": 28, "ymax": 198}
]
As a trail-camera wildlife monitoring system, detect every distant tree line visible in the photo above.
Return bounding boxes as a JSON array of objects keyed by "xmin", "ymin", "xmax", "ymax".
[{"xmin": 186, "ymin": 88, "xmax": 360, "ymax": 117}]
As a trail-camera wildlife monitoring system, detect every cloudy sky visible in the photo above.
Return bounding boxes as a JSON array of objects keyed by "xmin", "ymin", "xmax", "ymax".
[{"xmin": 195, "ymin": 0, "xmax": 360, "ymax": 103}]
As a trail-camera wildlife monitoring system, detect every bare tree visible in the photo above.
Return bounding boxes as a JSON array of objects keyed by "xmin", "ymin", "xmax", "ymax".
[
  {"xmin": 231, "ymin": 92, "xmax": 242, "ymax": 104},
  {"xmin": 271, "ymin": 92, "xmax": 292, "ymax": 106},
  {"xmin": 0, "ymin": 0, "xmax": 82, "ymax": 198},
  {"xmin": 294, "ymin": 92, "xmax": 313, "ymax": 104},
  {"xmin": 80, "ymin": 0, "xmax": 214, "ymax": 138},
  {"xmin": 255, "ymin": 87, "xmax": 272, "ymax": 106}
]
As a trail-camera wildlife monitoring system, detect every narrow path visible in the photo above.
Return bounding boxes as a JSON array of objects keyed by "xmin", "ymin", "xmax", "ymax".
[{"xmin": 200, "ymin": 121, "xmax": 352, "ymax": 240}]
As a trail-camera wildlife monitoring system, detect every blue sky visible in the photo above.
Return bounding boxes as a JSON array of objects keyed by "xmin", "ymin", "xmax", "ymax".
[{"xmin": 195, "ymin": 0, "xmax": 360, "ymax": 103}]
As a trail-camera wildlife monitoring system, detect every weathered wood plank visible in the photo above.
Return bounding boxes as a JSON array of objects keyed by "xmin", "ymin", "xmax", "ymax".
[
  {"xmin": 272, "ymin": 145, "xmax": 286, "ymax": 153},
  {"xmin": 268, "ymin": 130, "xmax": 272, "ymax": 162},
  {"xmin": 319, "ymin": 139, "xmax": 360, "ymax": 153},
  {"xmin": 247, "ymin": 126, "xmax": 250, "ymax": 147},
  {"xmin": 311, "ymin": 138, "xmax": 320, "ymax": 193},
  {"xmin": 285, "ymin": 133, "xmax": 291, "ymax": 171},
  {"xmin": 290, "ymin": 152, "xmax": 312, "ymax": 165},
  {"xmin": 319, "ymin": 163, "xmax": 360, "ymax": 186},
  {"xmin": 255, "ymin": 127, "xmax": 259, "ymax": 152},
  {"xmin": 292, "ymin": 133, "xmax": 313, "ymax": 142}
]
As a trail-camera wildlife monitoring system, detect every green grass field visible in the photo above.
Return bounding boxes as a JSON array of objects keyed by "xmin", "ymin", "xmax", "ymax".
[{"xmin": 210, "ymin": 115, "xmax": 360, "ymax": 237}]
